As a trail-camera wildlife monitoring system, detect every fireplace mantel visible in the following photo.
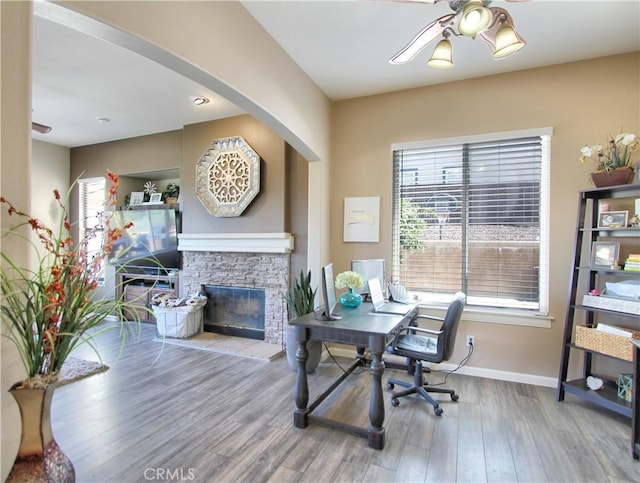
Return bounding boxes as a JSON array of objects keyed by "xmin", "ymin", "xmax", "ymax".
[{"xmin": 178, "ymin": 232, "xmax": 294, "ymax": 254}]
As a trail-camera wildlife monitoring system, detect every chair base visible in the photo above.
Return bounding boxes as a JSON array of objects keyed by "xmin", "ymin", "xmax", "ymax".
[
  {"xmin": 383, "ymin": 357, "xmax": 430, "ymax": 375},
  {"xmin": 387, "ymin": 360, "xmax": 458, "ymax": 416}
]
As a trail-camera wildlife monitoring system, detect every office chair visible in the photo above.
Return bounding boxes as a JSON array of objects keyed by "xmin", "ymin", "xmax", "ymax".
[{"xmin": 386, "ymin": 292, "xmax": 466, "ymax": 416}]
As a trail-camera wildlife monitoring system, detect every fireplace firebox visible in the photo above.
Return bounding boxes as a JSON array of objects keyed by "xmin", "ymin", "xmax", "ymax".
[{"xmin": 201, "ymin": 285, "xmax": 266, "ymax": 340}]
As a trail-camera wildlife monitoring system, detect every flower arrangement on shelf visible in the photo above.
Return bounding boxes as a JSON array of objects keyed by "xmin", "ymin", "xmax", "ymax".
[
  {"xmin": 335, "ymin": 271, "xmax": 365, "ymax": 291},
  {"xmin": 0, "ymin": 171, "xmax": 140, "ymax": 389},
  {"xmin": 579, "ymin": 131, "xmax": 639, "ymax": 174}
]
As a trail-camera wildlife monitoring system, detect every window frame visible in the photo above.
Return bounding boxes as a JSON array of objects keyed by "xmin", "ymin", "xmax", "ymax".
[
  {"xmin": 78, "ymin": 176, "xmax": 107, "ymax": 284},
  {"xmin": 391, "ymin": 128, "xmax": 553, "ymax": 326}
]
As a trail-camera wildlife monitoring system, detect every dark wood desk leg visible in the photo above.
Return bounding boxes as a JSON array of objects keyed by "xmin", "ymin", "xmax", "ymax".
[
  {"xmin": 367, "ymin": 335, "xmax": 385, "ymax": 450},
  {"xmin": 293, "ymin": 328, "xmax": 309, "ymax": 429},
  {"xmin": 632, "ymin": 342, "xmax": 639, "ymax": 460}
]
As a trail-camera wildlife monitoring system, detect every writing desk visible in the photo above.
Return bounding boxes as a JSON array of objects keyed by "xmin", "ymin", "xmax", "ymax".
[
  {"xmin": 632, "ymin": 339, "xmax": 640, "ymax": 459},
  {"xmin": 289, "ymin": 302, "xmax": 418, "ymax": 449}
]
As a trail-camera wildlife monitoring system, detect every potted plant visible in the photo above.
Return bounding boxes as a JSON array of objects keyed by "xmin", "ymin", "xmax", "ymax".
[
  {"xmin": 0, "ymin": 171, "xmax": 140, "ymax": 481},
  {"xmin": 162, "ymin": 182, "xmax": 180, "ymax": 204},
  {"xmin": 580, "ymin": 130, "xmax": 639, "ymax": 187},
  {"xmin": 283, "ymin": 270, "xmax": 322, "ymax": 373}
]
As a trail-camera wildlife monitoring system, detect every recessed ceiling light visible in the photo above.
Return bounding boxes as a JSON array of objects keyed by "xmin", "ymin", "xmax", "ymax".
[
  {"xmin": 193, "ymin": 96, "xmax": 210, "ymax": 106},
  {"xmin": 96, "ymin": 117, "xmax": 111, "ymax": 123}
]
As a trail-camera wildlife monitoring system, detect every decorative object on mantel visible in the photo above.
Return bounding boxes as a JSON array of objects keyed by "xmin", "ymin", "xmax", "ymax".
[
  {"xmin": 580, "ymin": 130, "xmax": 639, "ymax": 187},
  {"xmin": 129, "ymin": 191, "xmax": 144, "ymax": 206},
  {"xmin": 283, "ymin": 270, "xmax": 321, "ymax": 373},
  {"xmin": 162, "ymin": 182, "xmax": 180, "ymax": 204},
  {"xmin": 143, "ymin": 181, "xmax": 157, "ymax": 196},
  {"xmin": 195, "ymin": 136, "xmax": 261, "ymax": 217},
  {"xmin": 335, "ymin": 271, "xmax": 365, "ymax": 308},
  {"xmin": 0, "ymin": 172, "xmax": 140, "ymax": 482}
]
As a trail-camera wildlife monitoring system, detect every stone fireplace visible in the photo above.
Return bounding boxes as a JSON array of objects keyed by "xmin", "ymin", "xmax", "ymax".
[{"xmin": 178, "ymin": 233, "xmax": 293, "ymax": 345}]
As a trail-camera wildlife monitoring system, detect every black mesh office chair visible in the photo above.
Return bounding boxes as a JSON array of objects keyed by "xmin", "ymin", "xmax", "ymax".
[{"xmin": 386, "ymin": 292, "xmax": 466, "ymax": 416}]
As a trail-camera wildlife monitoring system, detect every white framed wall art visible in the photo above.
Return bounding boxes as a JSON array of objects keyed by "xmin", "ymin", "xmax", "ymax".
[{"xmin": 343, "ymin": 196, "xmax": 380, "ymax": 243}]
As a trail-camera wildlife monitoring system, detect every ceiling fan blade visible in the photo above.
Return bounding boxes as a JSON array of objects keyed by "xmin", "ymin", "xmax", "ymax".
[
  {"xmin": 390, "ymin": 12, "xmax": 457, "ymax": 64},
  {"xmin": 389, "ymin": 0, "xmax": 445, "ymax": 4},
  {"xmin": 32, "ymin": 122, "xmax": 52, "ymax": 134}
]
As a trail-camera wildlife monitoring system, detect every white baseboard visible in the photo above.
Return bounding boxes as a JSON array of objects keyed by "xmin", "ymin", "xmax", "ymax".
[{"xmin": 326, "ymin": 347, "xmax": 557, "ymax": 388}]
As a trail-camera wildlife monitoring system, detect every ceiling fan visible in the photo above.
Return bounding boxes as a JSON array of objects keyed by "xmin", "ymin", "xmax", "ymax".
[
  {"xmin": 32, "ymin": 122, "xmax": 52, "ymax": 134},
  {"xmin": 390, "ymin": 0, "xmax": 527, "ymax": 68}
]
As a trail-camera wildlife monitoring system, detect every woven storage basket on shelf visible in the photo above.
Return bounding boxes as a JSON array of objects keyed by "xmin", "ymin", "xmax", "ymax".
[{"xmin": 574, "ymin": 325, "xmax": 639, "ymax": 361}]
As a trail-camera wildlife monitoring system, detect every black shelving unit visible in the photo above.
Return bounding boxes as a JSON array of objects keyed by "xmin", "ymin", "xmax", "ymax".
[{"xmin": 557, "ymin": 183, "xmax": 640, "ymax": 418}]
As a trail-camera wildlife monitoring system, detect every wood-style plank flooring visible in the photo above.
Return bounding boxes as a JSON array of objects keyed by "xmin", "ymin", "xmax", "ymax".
[{"xmin": 51, "ymin": 323, "xmax": 640, "ymax": 482}]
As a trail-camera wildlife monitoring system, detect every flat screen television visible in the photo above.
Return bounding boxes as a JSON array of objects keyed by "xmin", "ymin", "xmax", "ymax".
[
  {"xmin": 316, "ymin": 263, "xmax": 341, "ymax": 321},
  {"xmin": 351, "ymin": 259, "xmax": 385, "ymax": 297},
  {"xmin": 108, "ymin": 208, "xmax": 180, "ymax": 273}
]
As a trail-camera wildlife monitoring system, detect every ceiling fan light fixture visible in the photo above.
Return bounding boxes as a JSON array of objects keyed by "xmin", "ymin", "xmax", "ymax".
[
  {"xmin": 492, "ymin": 23, "xmax": 526, "ymax": 58},
  {"xmin": 427, "ymin": 37, "xmax": 454, "ymax": 69},
  {"xmin": 31, "ymin": 122, "xmax": 52, "ymax": 134},
  {"xmin": 458, "ymin": 0, "xmax": 493, "ymax": 37}
]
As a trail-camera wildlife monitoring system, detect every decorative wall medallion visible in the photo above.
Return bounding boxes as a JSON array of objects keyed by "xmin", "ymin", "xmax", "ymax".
[{"xmin": 196, "ymin": 136, "xmax": 261, "ymax": 217}]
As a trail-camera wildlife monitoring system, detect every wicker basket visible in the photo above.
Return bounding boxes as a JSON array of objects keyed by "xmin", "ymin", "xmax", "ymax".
[{"xmin": 575, "ymin": 325, "xmax": 639, "ymax": 361}]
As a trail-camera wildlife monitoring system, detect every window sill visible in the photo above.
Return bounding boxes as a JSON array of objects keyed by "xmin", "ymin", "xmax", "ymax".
[{"xmin": 418, "ymin": 304, "xmax": 553, "ymax": 328}]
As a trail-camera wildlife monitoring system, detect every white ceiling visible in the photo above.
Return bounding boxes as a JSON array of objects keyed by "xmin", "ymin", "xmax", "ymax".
[{"xmin": 32, "ymin": 0, "xmax": 640, "ymax": 148}]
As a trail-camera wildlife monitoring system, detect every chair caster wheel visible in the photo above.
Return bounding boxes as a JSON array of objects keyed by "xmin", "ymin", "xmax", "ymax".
[
  {"xmin": 434, "ymin": 407, "xmax": 443, "ymax": 416},
  {"xmin": 391, "ymin": 397, "xmax": 400, "ymax": 407},
  {"xmin": 451, "ymin": 394, "xmax": 459, "ymax": 402},
  {"xmin": 387, "ymin": 382, "xmax": 395, "ymax": 390}
]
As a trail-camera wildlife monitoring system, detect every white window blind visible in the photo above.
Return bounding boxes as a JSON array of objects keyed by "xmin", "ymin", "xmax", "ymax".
[
  {"xmin": 79, "ymin": 177, "xmax": 106, "ymax": 281},
  {"xmin": 392, "ymin": 130, "xmax": 550, "ymax": 312}
]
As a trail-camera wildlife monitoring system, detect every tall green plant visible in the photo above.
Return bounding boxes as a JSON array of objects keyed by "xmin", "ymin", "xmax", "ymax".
[{"xmin": 283, "ymin": 270, "xmax": 317, "ymax": 319}]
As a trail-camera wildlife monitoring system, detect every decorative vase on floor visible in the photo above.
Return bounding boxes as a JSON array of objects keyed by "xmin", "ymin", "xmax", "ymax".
[
  {"xmin": 340, "ymin": 288, "xmax": 363, "ymax": 308},
  {"xmin": 591, "ymin": 167, "xmax": 635, "ymax": 188},
  {"xmin": 7, "ymin": 382, "xmax": 75, "ymax": 483}
]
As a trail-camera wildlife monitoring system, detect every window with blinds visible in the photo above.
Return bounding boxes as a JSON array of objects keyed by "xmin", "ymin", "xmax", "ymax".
[
  {"xmin": 79, "ymin": 177, "xmax": 107, "ymax": 282},
  {"xmin": 392, "ymin": 130, "xmax": 550, "ymax": 312}
]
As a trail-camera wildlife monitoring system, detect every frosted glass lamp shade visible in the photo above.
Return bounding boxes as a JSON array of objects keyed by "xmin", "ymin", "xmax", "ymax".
[
  {"xmin": 493, "ymin": 24, "xmax": 526, "ymax": 58},
  {"xmin": 427, "ymin": 39, "xmax": 454, "ymax": 68},
  {"xmin": 458, "ymin": 1, "xmax": 492, "ymax": 37}
]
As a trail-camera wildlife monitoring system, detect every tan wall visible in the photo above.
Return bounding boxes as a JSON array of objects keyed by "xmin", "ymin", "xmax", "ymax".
[
  {"xmin": 1, "ymin": 2, "xmax": 32, "ymax": 478},
  {"xmin": 70, "ymin": 130, "xmax": 183, "ymax": 179},
  {"xmin": 70, "ymin": 114, "xmax": 309, "ymax": 274},
  {"xmin": 181, "ymin": 115, "xmax": 287, "ymax": 233},
  {"xmin": 330, "ymin": 53, "xmax": 640, "ymax": 379},
  {"xmin": 286, "ymin": 145, "xmax": 310, "ymax": 280}
]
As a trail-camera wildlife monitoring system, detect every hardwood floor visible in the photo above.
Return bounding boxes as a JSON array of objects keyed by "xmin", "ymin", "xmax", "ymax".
[{"xmin": 52, "ymin": 323, "xmax": 640, "ymax": 482}]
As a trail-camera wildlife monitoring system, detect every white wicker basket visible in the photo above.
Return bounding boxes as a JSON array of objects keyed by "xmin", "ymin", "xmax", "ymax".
[{"xmin": 153, "ymin": 305, "xmax": 203, "ymax": 338}]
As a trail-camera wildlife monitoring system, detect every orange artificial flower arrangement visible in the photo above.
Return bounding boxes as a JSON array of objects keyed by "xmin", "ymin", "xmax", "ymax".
[{"xmin": 1, "ymin": 171, "xmax": 139, "ymax": 388}]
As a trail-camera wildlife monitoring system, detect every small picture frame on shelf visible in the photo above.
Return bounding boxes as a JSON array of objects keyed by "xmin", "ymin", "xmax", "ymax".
[
  {"xmin": 129, "ymin": 192, "xmax": 144, "ymax": 206},
  {"xmin": 597, "ymin": 210, "xmax": 628, "ymax": 229},
  {"xmin": 149, "ymin": 193, "xmax": 163, "ymax": 204},
  {"xmin": 591, "ymin": 241, "xmax": 620, "ymax": 268}
]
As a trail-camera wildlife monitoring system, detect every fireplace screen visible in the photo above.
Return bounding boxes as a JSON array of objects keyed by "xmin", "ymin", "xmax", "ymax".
[{"xmin": 202, "ymin": 285, "xmax": 265, "ymax": 340}]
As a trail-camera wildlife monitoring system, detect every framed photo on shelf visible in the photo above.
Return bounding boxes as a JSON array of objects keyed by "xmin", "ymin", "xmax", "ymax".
[
  {"xmin": 597, "ymin": 210, "xmax": 628, "ymax": 228},
  {"xmin": 129, "ymin": 192, "xmax": 144, "ymax": 206},
  {"xmin": 149, "ymin": 193, "xmax": 163, "ymax": 203},
  {"xmin": 591, "ymin": 241, "xmax": 620, "ymax": 268}
]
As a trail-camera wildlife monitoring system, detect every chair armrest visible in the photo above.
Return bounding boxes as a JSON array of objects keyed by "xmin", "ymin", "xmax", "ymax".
[{"xmin": 413, "ymin": 314, "xmax": 444, "ymax": 323}]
